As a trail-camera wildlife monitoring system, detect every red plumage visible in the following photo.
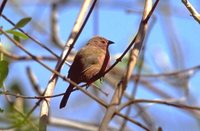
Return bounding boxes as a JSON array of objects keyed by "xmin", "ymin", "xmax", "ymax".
[{"xmin": 60, "ymin": 36, "xmax": 113, "ymax": 109}]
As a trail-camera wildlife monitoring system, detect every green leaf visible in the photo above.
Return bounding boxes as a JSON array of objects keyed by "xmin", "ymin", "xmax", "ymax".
[
  {"xmin": 0, "ymin": 60, "xmax": 9, "ymax": 87},
  {"xmin": 13, "ymin": 35, "xmax": 20, "ymax": 42},
  {"xmin": 6, "ymin": 30, "xmax": 28, "ymax": 40},
  {"xmin": 15, "ymin": 17, "xmax": 32, "ymax": 29}
]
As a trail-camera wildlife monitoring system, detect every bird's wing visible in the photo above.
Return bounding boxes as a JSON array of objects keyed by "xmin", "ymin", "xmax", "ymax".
[
  {"xmin": 68, "ymin": 47, "xmax": 99, "ymax": 79},
  {"xmin": 80, "ymin": 64, "xmax": 100, "ymax": 82},
  {"xmin": 80, "ymin": 54, "xmax": 99, "ymax": 74},
  {"xmin": 68, "ymin": 46, "xmax": 106, "ymax": 82},
  {"xmin": 67, "ymin": 53, "xmax": 83, "ymax": 80}
]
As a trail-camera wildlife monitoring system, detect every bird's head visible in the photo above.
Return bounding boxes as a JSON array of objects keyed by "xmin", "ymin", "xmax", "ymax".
[{"xmin": 87, "ymin": 36, "xmax": 114, "ymax": 50}]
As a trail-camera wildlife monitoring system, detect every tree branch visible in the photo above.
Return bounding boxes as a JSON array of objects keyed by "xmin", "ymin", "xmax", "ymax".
[
  {"xmin": 182, "ymin": 0, "xmax": 200, "ymax": 24},
  {"xmin": 51, "ymin": 2, "xmax": 64, "ymax": 48},
  {"xmin": 39, "ymin": 1, "xmax": 97, "ymax": 130},
  {"xmin": 0, "ymin": 0, "xmax": 8, "ymax": 16},
  {"xmin": 99, "ymin": 0, "xmax": 160, "ymax": 130},
  {"xmin": 119, "ymin": 99, "xmax": 200, "ymax": 111}
]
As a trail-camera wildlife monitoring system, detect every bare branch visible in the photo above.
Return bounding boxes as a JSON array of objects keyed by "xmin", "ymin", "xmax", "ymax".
[
  {"xmin": 26, "ymin": 67, "xmax": 43, "ymax": 95},
  {"xmin": 119, "ymin": 99, "xmax": 200, "ymax": 111},
  {"xmin": 51, "ymin": 2, "xmax": 64, "ymax": 48},
  {"xmin": 1, "ymin": 14, "xmax": 59, "ymax": 58},
  {"xmin": 116, "ymin": 112, "xmax": 150, "ymax": 131},
  {"xmin": 131, "ymin": 65, "xmax": 200, "ymax": 79},
  {"xmin": 0, "ymin": 0, "xmax": 8, "ymax": 16},
  {"xmin": 182, "ymin": 0, "xmax": 200, "ymax": 24},
  {"xmin": 40, "ymin": 1, "xmax": 97, "ymax": 130},
  {"xmin": 49, "ymin": 117, "xmax": 116, "ymax": 131},
  {"xmin": 0, "ymin": 47, "xmax": 56, "ymax": 61},
  {"xmin": 0, "ymin": 28, "xmax": 63, "ymax": 77},
  {"xmin": 99, "ymin": 0, "xmax": 160, "ymax": 130}
]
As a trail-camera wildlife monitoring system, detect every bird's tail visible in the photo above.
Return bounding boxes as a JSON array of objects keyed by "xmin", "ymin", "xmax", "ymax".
[{"xmin": 59, "ymin": 84, "xmax": 74, "ymax": 109}]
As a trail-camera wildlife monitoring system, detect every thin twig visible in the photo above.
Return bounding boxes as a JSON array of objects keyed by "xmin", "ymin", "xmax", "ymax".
[
  {"xmin": 49, "ymin": 117, "xmax": 117, "ymax": 131},
  {"xmin": 139, "ymin": 79, "xmax": 172, "ymax": 99},
  {"xmin": 51, "ymin": 2, "xmax": 64, "ymax": 48},
  {"xmin": 182, "ymin": 0, "xmax": 200, "ymax": 24},
  {"xmin": 116, "ymin": 112, "xmax": 150, "ymax": 131},
  {"xmin": 0, "ymin": 0, "xmax": 8, "ymax": 16},
  {"xmin": 0, "ymin": 46, "xmax": 72, "ymax": 65},
  {"xmin": 1, "ymin": 87, "xmax": 107, "ymax": 106},
  {"xmin": 0, "ymin": 90, "xmax": 62, "ymax": 99},
  {"xmin": 1, "ymin": 14, "xmax": 59, "ymax": 58},
  {"xmin": 132, "ymin": 65, "xmax": 200, "ymax": 78},
  {"xmin": 0, "ymin": 47, "xmax": 56, "ymax": 61},
  {"xmin": 26, "ymin": 67, "xmax": 43, "ymax": 95},
  {"xmin": 119, "ymin": 99, "xmax": 200, "ymax": 111}
]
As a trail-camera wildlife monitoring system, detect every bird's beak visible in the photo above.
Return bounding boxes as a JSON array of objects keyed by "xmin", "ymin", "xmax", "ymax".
[{"xmin": 108, "ymin": 40, "xmax": 114, "ymax": 44}]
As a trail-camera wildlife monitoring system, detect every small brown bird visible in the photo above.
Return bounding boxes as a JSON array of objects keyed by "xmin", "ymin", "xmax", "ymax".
[{"xmin": 60, "ymin": 36, "xmax": 114, "ymax": 109}]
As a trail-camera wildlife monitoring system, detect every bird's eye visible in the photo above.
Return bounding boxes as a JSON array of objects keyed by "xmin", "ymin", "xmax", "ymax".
[{"xmin": 101, "ymin": 40, "xmax": 106, "ymax": 44}]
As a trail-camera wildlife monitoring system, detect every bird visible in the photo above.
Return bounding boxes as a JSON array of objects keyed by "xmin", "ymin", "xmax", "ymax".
[{"xmin": 60, "ymin": 36, "xmax": 114, "ymax": 109}]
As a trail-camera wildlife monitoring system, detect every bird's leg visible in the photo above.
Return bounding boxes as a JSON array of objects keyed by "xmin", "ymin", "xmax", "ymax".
[
  {"xmin": 85, "ymin": 83, "xmax": 90, "ymax": 90},
  {"xmin": 72, "ymin": 88, "xmax": 78, "ymax": 92},
  {"xmin": 79, "ymin": 83, "xmax": 90, "ymax": 90},
  {"xmin": 85, "ymin": 85, "xmax": 89, "ymax": 90},
  {"xmin": 71, "ymin": 83, "xmax": 87, "ymax": 92}
]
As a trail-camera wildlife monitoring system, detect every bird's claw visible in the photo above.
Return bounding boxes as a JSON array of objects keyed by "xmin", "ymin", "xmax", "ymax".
[
  {"xmin": 85, "ymin": 84, "xmax": 90, "ymax": 90},
  {"xmin": 100, "ymin": 78, "xmax": 103, "ymax": 83},
  {"xmin": 85, "ymin": 83, "xmax": 90, "ymax": 90}
]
